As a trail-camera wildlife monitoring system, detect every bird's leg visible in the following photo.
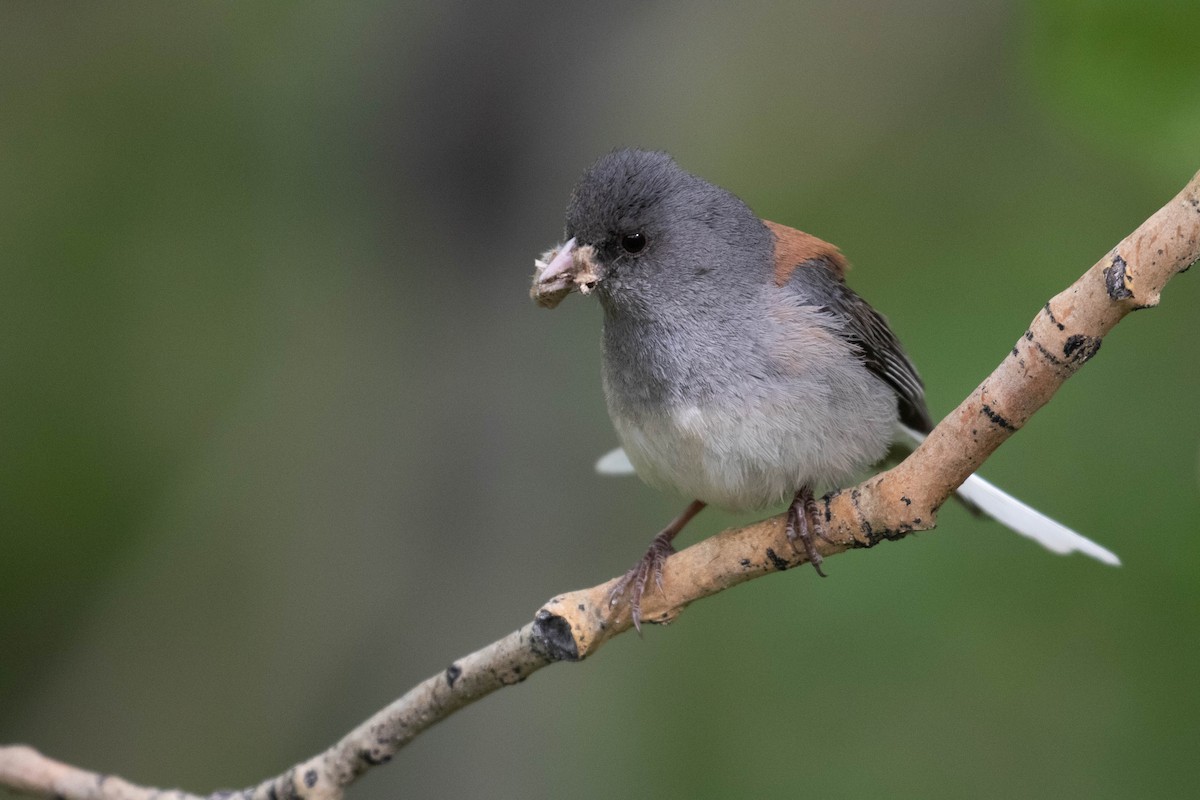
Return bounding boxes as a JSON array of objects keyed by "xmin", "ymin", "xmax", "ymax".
[
  {"xmin": 786, "ymin": 485, "xmax": 827, "ymax": 577},
  {"xmin": 609, "ymin": 499, "xmax": 706, "ymax": 632}
]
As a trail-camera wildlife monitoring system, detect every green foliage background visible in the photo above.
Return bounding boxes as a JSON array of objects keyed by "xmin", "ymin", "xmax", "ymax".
[{"xmin": 2, "ymin": 2, "xmax": 1198, "ymax": 798}]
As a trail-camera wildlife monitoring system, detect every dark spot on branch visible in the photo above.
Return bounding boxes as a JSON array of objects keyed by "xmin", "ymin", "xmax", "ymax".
[
  {"xmin": 303, "ymin": 771, "xmax": 318, "ymax": 789},
  {"xmin": 1105, "ymin": 254, "xmax": 1134, "ymax": 300},
  {"xmin": 531, "ymin": 608, "xmax": 580, "ymax": 661},
  {"xmin": 1062, "ymin": 334, "xmax": 1101, "ymax": 364},
  {"xmin": 577, "ymin": 603, "xmax": 585, "ymax": 611},
  {"xmin": 1031, "ymin": 337, "xmax": 1064, "ymax": 367},
  {"xmin": 1043, "ymin": 303, "xmax": 1065, "ymax": 330},
  {"xmin": 277, "ymin": 770, "xmax": 302, "ymax": 800},
  {"xmin": 765, "ymin": 547, "xmax": 789, "ymax": 571},
  {"xmin": 359, "ymin": 748, "xmax": 391, "ymax": 766},
  {"xmin": 445, "ymin": 663, "xmax": 462, "ymax": 688},
  {"xmin": 980, "ymin": 404, "xmax": 1015, "ymax": 430},
  {"xmin": 901, "ymin": 495, "xmax": 912, "ymax": 506},
  {"xmin": 739, "ymin": 558, "xmax": 751, "ymax": 568},
  {"xmin": 847, "ymin": 487, "xmax": 875, "ymax": 544},
  {"xmin": 876, "ymin": 526, "xmax": 910, "ymax": 544},
  {"xmin": 268, "ymin": 781, "xmax": 280, "ymax": 800}
]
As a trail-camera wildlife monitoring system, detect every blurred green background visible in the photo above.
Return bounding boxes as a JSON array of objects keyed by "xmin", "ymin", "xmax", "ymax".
[{"xmin": 2, "ymin": 2, "xmax": 1198, "ymax": 798}]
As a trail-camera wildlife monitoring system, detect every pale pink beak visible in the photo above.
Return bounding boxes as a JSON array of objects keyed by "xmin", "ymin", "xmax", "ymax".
[
  {"xmin": 531, "ymin": 237, "xmax": 602, "ymax": 308},
  {"xmin": 537, "ymin": 237, "xmax": 578, "ymax": 288}
]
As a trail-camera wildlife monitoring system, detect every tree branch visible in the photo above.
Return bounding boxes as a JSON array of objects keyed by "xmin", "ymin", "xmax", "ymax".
[{"xmin": 3, "ymin": 169, "xmax": 1197, "ymax": 800}]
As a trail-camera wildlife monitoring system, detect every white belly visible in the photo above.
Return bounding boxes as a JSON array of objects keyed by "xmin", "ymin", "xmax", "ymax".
[{"xmin": 611, "ymin": 391, "xmax": 896, "ymax": 512}]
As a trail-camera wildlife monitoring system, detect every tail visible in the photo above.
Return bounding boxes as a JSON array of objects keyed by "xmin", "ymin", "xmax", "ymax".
[
  {"xmin": 598, "ymin": 435, "xmax": 1119, "ymax": 567},
  {"xmin": 898, "ymin": 425, "xmax": 1120, "ymax": 566}
]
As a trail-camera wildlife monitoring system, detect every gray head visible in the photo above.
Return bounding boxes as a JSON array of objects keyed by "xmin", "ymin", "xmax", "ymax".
[{"xmin": 539, "ymin": 149, "xmax": 773, "ymax": 319}]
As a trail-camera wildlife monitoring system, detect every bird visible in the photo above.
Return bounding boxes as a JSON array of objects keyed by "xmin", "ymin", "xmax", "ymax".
[{"xmin": 532, "ymin": 148, "xmax": 1118, "ymax": 630}]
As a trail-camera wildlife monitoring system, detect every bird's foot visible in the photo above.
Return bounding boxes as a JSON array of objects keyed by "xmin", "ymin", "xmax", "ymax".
[
  {"xmin": 786, "ymin": 486, "xmax": 828, "ymax": 577},
  {"xmin": 608, "ymin": 530, "xmax": 676, "ymax": 633}
]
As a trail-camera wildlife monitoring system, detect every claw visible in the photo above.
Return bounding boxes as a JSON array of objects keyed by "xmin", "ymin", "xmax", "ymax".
[
  {"xmin": 607, "ymin": 500, "xmax": 706, "ymax": 632},
  {"xmin": 786, "ymin": 486, "xmax": 828, "ymax": 577},
  {"xmin": 608, "ymin": 531, "xmax": 675, "ymax": 632}
]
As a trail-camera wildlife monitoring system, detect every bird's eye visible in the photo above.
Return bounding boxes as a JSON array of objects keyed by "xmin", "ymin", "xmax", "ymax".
[{"xmin": 620, "ymin": 232, "xmax": 647, "ymax": 254}]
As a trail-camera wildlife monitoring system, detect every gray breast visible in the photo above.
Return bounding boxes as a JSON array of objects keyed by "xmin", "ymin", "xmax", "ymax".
[{"xmin": 601, "ymin": 303, "xmax": 899, "ymax": 511}]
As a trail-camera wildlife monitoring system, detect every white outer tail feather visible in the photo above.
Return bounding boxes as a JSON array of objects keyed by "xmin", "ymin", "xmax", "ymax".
[
  {"xmin": 596, "ymin": 447, "xmax": 636, "ymax": 475},
  {"xmin": 895, "ymin": 424, "xmax": 1119, "ymax": 565},
  {"xmin": 595, "ymin": 432, "xmax": 1120, "ymax": 567},
  {"xmin": 953, "ymin": 472, "xmax": 1120, "ymax": 565}
]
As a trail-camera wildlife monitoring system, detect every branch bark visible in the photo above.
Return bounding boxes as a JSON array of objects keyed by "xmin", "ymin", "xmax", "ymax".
[{"xmin": 3, "ymin": 169, "xmax": 1197, "ymax": 800}]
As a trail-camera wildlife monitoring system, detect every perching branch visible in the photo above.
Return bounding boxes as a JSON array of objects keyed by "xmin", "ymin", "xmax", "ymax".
[{"xmin": 3, "ymin": 169, "xmax": 1197, "ymax": 800}]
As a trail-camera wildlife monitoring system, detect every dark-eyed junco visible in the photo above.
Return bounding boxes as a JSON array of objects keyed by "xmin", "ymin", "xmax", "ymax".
[{"xmin": 533, "ymin": 148, "xmax": 1118, "ymax": 629}]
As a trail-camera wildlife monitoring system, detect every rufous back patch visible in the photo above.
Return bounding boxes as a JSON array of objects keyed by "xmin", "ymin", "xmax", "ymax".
[{"xmin": 764, "ymin": 220, "xmax": 849, "ymax": 286}]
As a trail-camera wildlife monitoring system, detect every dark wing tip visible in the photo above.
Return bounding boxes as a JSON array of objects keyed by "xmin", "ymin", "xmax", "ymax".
[{"xmin": 780, "ymin": 256, "xmax": 933, "ymax": 434}]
